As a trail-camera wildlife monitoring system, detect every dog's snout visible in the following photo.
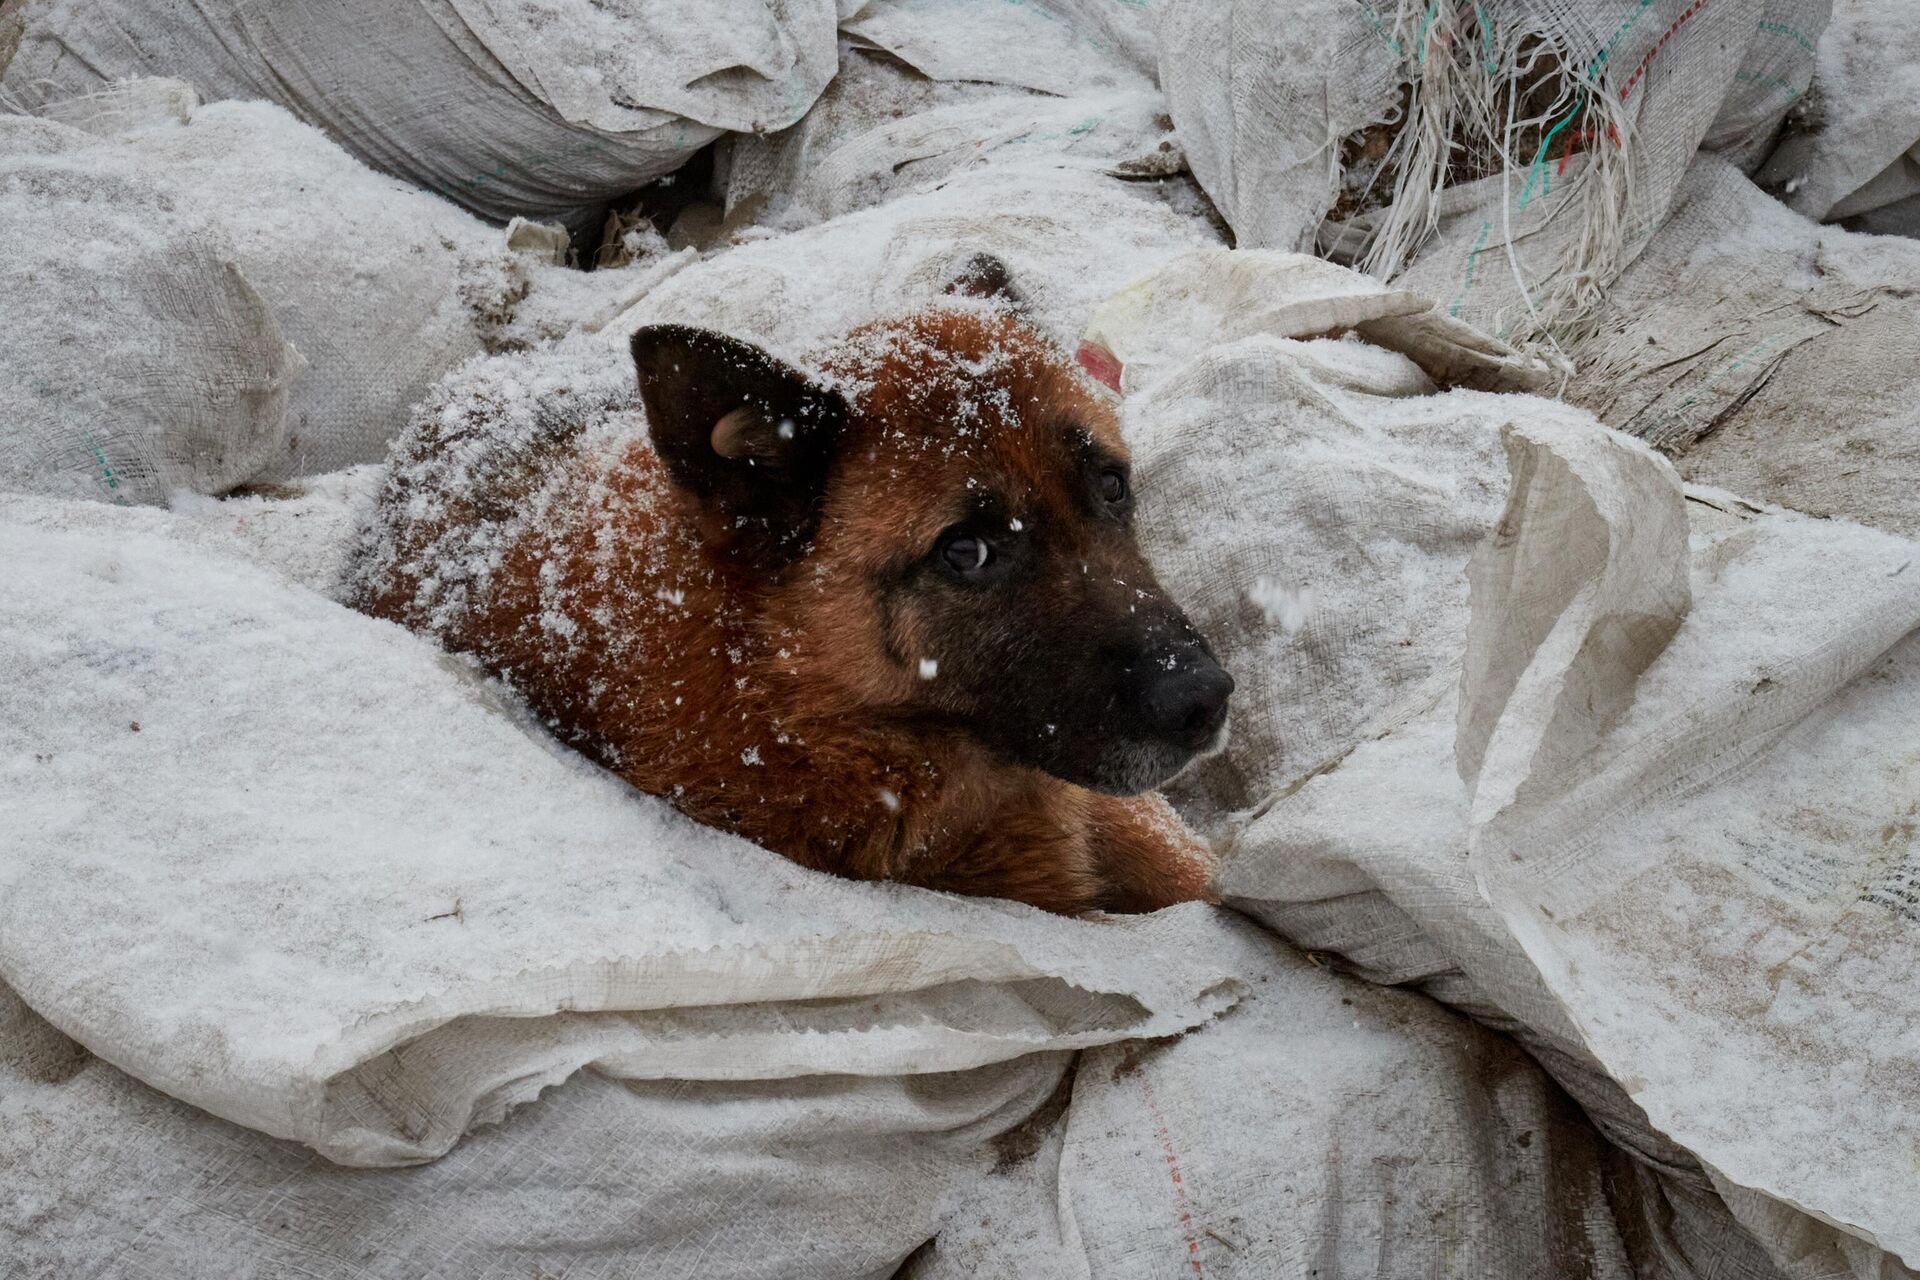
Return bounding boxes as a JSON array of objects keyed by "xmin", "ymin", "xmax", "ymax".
[{"xmin": 1140, "ymin": 657, "xmax": 1233, "ymax": 748}]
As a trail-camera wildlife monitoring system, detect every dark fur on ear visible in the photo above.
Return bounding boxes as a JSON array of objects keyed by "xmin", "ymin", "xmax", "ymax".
[
  {"xmin": 631, "ymin": 324, "xmax": 849, "ymax": 564},
  {"xmin": 944, "ymin": 253, "xmax": 1027, "ymax": 311}
]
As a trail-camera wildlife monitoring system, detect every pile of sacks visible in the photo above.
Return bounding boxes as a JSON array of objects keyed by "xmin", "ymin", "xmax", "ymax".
[{"xmin": 4, "ymin": 2, "xmax": 1920, "ymax": 1277}]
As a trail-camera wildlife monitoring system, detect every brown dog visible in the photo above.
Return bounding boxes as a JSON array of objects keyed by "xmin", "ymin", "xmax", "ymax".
[{"xmin": 351, "ymin": 259, "xmax": 1232, "ymax": 913}]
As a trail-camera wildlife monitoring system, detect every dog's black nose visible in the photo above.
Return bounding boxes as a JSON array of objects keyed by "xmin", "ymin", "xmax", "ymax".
[{"xmin": 1140, "ymin": 659, "xmax": 1233, "ymax": 749}]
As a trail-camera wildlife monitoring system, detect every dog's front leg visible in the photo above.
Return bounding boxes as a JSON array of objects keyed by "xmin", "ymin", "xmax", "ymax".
[{"xmin": 1082, "ymin": 792, "xmax": 1218, "ymax": 913}]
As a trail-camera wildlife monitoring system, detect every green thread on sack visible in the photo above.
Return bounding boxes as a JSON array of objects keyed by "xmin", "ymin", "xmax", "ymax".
[
  {"xmin": 1518, "ymin": 99, "xmax": 1581, "ymax": 208},
  {"xmin": 92, "ymin": 446, "xmax": 118, "ymax": 492},
  {"xmin": 1414, "ymin": 0, "xmax": 1442, "ymax": 65},
  {"xmin": 80, "ymin": 430, "xmax": 124, "ymax": 503},
  {"xmin": 1357, "ymin": 1, "xmax": 1406, "ymax": 57},
  {"xmin": 1448, "ymin": 220, "xmax": 1494, "ymax": 317},
  {"xmin": 1734, "ymin": 67, "xmax": 1800, "ymax": 102},
  {"xmin": 1755, "ymin": 19, "xmax": 1816, "ymax": 53}
]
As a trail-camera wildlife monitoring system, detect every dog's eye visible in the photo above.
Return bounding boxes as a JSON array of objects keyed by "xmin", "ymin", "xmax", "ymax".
[
  {"xmin": 1098, "ymin": 467, "xmax": 1129, "ymax": 505},
  {"xmin": 938, "ymin": 530, "xmax": 993, "ymax": 576}
]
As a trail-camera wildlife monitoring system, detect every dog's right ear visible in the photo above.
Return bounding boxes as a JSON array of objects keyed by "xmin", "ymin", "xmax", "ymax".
[{"xmin": 631, "ymin": 324, "xmax": 849, "ymax": 565}]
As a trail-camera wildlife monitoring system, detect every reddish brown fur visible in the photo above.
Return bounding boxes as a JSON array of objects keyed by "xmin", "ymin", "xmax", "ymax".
[{"xmin": 355, "ymin": 307, "xmax": 1215, "ymax": 914}]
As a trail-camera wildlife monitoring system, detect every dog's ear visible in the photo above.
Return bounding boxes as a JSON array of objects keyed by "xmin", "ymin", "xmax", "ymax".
[
  {"xmin": 944, "ymin": 253, "xmax": 1027, "ymax": 311},
  {"xmin": 631, "ymin": 324, "xmax": 849, "ymax": 565}
]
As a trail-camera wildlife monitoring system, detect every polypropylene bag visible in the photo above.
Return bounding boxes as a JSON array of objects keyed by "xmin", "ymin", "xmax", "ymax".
[
  {"xmin": 610, "ymin": 165, "xmax": 1223, "ymax": 358},
  {"xmin": 1755, "ymin": 0, "xmax": 1920, "ymax": 236},
  {"xmin": 0, "ymin": 979, "xmax": 1071, "ymax": 1280},
  {"xmin": 0, "ymin": 0, "xmax": 841, "ymax": 228},
  {"xmin": 909, "ymin": 922, "xmax": 1728, "ymax": 1280},
  {"xmin": 1557, "ymin": 157, "xmax": 1920, "ymax": 541},
  {"xmin": 1461, "ymin": 419, "xmax": 1920, "ymax": 1275},
  {"xmin": 840, "ymin": 0, "xmax": 1157, "ymax": 97},
  {"xmin": 1108, "ymin": 250, "xmax": 1920, "ymax": 1275},
  {"xmin": 0, "ymin": 114, "xmax": 298, "ymax": 504},
  {"xmin": 0, "ymin": 475, "xmax": 1263, "ymax": 1274},
  {"xmin": 723, "ymin": 39, "xmax": 1182, "ymax": 237},
  {"xmin": 1161, "ymin": 0, "xmax": 1828, "ymax": 348},
  {"xmin": 39, "ymin": 82, "xmax": 547, "ymax": 480}
]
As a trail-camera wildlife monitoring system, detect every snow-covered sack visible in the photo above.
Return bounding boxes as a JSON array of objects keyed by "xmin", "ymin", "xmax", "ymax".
[
  {"xmin": 1113, "ymin": 251, "xmax": 1920, "ymax": 1273},
  {"xmin": 52, "ymin": 83, "xmax": 547, "ymax": 480},
  {"xmin": 0, "ymin": 114, "xmax": 298, "ymax": 505},
  {"xmin": 1564, "ymin": 157, "xmax": 1920, "ymax": 540},
  {"xmin": 1756, "ymin": 0, "xmax": 1920, "ymax": 236},
  {"xmin": 2, "ymin": 82, "xmax": 601, "ymax": 499},
  {"xmin": 0, "ymin": 0, "xmax": 840, "ymax": 229},
  {"xmin": 611, "ymin": 164, "xmax": 1221, "ymax": 359}
]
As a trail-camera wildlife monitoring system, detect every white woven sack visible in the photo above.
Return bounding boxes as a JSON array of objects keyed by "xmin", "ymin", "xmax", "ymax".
[
  {"xmin": 1755, "ymin": 0, "xmax": 1920, "ymax": 235},
  {"xmin": 909, "ymin": 923, "xmax": 1717, "ymax": 1280},
  {"xmin": 611, "ymin": 165, "xmax": 1222, "ymax": 359},
  {"xmin": 1161, "ymin": 0, "xmax": 1828, "ymax": 349},
  {"xmin": 1103, "ymin": 250, "xmax": 1920, "ymax": 1277},
  {"xmin": 1463, "ymin": 419, "xmax": 1920, "ymax": 1275},
  {"xmin": 40, "ymin": 82, "xmax": 548, "ymax": 480},
  {"xmin": 1552, "ymin": 158, "xmax": 1920, "ymax": 540},
  {"xmin": 840, "ymin": 0, "xmax": 1157, "ymax": 96},
  {"xmin": 0, "ymin": 978, "xmax": 1070, "ymax": 1280},
  {"xmin": 0, "ymin": 114, "xmax": 298, "ymax": 505},
  {"xmin": 0, "ymin": 470, "xmax": 1261, "ymax": 1275},
  {"xmin": 724, "ymin": 38, "xmax": 1181, "ymax": 236},
  {"xmin": 0, "ymin": 0, "xmax": 840, "ymax": 228}
]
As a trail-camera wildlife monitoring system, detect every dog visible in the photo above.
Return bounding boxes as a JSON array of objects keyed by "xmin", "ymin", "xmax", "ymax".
[{"xmin": 351, "ymin": 257, "xmax": 1232, "ymax": 913}]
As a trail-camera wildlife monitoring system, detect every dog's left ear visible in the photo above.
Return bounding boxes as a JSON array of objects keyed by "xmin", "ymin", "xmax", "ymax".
[
  {"xmin": 944, "ymin": 253, "xmax": 1027, "ymax": 311},
  {"xmin": 631, "ymin": 324, "xmax": 849, "ymax": 564}
]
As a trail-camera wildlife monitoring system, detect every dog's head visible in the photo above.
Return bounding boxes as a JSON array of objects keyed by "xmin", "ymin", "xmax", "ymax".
[{"xmin": 630, "ymin": 258, "xmax": 1231, "ymax": 795}]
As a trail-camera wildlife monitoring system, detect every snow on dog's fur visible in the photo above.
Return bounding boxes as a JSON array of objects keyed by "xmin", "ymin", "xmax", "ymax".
[{"xmin": 352, "ymin": 259, "xmax": 1231, "ymax": 912}]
